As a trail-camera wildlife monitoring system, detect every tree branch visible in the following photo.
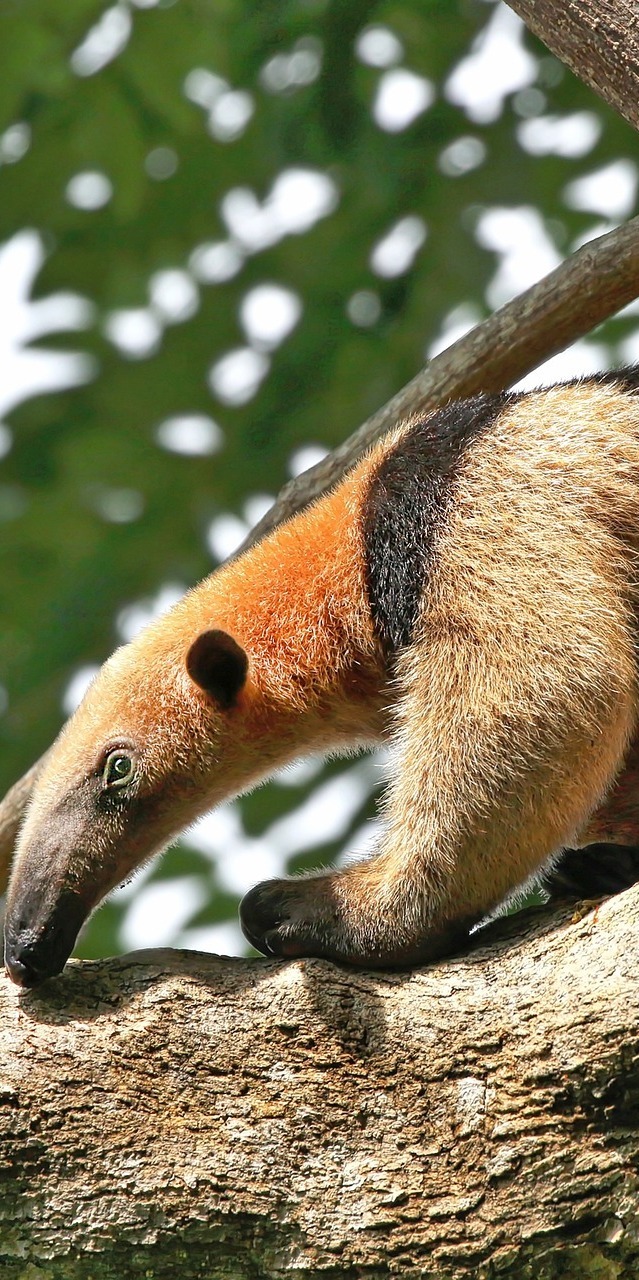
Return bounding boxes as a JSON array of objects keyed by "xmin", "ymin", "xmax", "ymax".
[
  {"xmin": 0, "ymin": 756, "xmax": 47, "ymax": 894},
  {"xmin": 2, "ymin": 215, "xmax": 639, "ymax": 892},
  {"xmin": 506, "ymin": 0, "xmax": 639, "ymax": 134},
  {"xmin": 2, "ymin": 891, "xmax": 639, "ymax": 1277},
  {"xmin": 244, "ymin": 214, "xmax": 639, "ymax": 550}
]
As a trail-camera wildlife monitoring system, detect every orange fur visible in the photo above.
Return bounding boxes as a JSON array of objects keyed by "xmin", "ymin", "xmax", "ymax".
[{"xmin": 7, "ymin": 443, "xmax": 391, "ymax": 945}]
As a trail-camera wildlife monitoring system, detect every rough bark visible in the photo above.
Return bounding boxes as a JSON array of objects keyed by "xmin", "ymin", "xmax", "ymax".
[
  {"xmin": 1, "ymin": 890, "xmax": 639, "ymax": 1278},
  {"xmin": 507, "ymin": 0, "xmax": 639, "ymax": 135}
]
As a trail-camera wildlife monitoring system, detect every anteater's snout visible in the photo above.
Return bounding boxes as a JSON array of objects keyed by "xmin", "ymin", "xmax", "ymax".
[
  {"xmin": 4, "ymin": 892, "xmax": 89, "ymax": 989},
  {"xmin": 4, "ymin": 934, "xmax": 55, "ymax": 988}
]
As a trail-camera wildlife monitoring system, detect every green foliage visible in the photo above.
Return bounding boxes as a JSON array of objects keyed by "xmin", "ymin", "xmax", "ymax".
[{"xmin": 0, "ymin": 0, "xmax": 637, "ymax": 958}]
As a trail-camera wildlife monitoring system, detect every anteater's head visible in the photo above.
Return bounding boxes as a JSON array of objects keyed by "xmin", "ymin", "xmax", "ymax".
[{"xmin": 4, "ymin": 623, "xmax": 252, "ymax": 989}]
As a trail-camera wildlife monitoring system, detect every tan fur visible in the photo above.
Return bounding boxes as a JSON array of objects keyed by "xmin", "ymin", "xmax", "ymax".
[{"xmin": 309, "ymin": 382, "xmax": 639, "ymax": 960}]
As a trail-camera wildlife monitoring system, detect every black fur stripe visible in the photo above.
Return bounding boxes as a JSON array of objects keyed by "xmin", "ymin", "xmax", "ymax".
[
  {"xmin": 585, "ymin": 365, "xmax": 639, "ymax": 395},
  {"xmin": 363, "ymin": 393, "xmax": 512, "ymax": 658}
]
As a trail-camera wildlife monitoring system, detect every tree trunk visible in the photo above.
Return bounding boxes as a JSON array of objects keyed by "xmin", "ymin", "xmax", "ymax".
[
  {"xmin": 2, "ymin": 890, "xmax": 639, "ymax": 1278},
  {"xmin": 507, "ymin": 0, "xmax": 639, "ymax": 135}
]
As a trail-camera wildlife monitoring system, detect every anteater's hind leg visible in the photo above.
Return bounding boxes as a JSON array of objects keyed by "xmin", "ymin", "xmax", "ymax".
[
  {"xmin": 546, "ymin": 736, "xmax": 639, "ymax": 902},
  {"xmin": 580, "ymin": 735, "xmax": 639, "ymax": 848}
]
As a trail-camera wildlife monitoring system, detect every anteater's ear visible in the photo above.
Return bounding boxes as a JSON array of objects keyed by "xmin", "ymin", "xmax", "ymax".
[{"xmin": 186, "ymin": 630, "xmax": 249, "ymax": 709}]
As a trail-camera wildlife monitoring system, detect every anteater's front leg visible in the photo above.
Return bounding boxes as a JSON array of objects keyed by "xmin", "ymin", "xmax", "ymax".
[{"xmin": 241, "ymin": 611, "xmax": 637, "ymax": 967}]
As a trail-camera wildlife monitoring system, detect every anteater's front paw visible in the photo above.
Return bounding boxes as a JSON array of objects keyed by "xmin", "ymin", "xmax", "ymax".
[
  {"xmin": 239, "ymin": 876, "xmax": 341, "ymax": 960},
  {"xmin": 240, "ymin": 875, "xmax": 475, "ymax": 968}
]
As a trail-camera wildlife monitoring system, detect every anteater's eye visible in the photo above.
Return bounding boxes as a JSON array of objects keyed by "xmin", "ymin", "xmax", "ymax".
[{"xmin": 102, "ymin": 750, "xmax": 135, "ymax": 789}]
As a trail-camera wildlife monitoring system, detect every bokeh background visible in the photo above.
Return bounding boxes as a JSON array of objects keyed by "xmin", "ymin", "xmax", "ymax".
[{"xmin": 1, "ymin": 0, "xmax": 638, "ymax": 962}]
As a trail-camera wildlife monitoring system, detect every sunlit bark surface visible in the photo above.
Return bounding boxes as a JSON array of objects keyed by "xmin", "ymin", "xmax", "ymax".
[{"xmin": 1, "ymin": 892, "xmax": 639, "ymax": 1278}]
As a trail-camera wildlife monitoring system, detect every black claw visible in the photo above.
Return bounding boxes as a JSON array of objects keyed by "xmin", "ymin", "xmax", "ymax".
[
  {"xmin": 239, "ymin": 880, "xmax": 289, "ymax": 956},
  {"xmin": 263, "ymin": 930, "xmax": 286, "ymax": 957}
]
